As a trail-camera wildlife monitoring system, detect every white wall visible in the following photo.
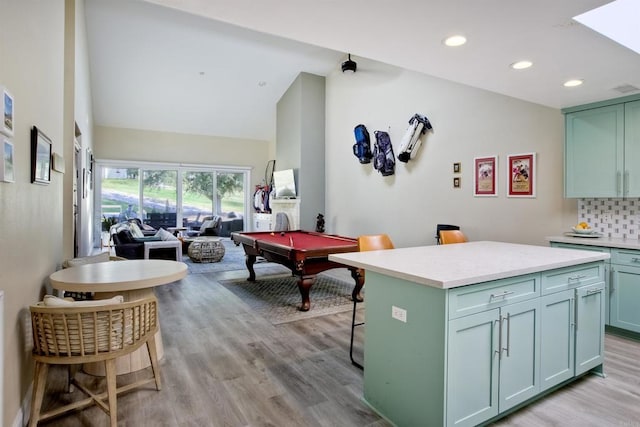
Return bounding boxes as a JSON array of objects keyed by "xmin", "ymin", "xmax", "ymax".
[
  {"xmin": 0, "ymin": 1, "xmax": 67, "ymax": 425},
  {"xmin": 325, "ymin": 58, "xmax": 577, "ymax": 247}
]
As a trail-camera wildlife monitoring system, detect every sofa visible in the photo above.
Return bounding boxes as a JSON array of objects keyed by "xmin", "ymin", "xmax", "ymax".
[{"xmin": 110, "ymin": 223, "xmax": 179, "ymax": 260}]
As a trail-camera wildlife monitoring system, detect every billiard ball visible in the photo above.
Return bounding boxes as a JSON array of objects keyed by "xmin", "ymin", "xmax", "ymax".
[
  {"xmin": 280, "ymin": 232, "xmax": 285, "ymax": 236},
  {"xmin": 270, "ymin": 232, "xmax": 274, "ymax": 236}
]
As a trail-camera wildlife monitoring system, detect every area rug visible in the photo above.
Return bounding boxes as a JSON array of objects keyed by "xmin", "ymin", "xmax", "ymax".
[{"xmin": 219, "ymin": 274, "xmax": 359, "ymax": 325}]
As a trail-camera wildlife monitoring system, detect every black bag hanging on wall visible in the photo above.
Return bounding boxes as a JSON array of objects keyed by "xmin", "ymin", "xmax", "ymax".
[
  {"xmin": 373, "ymin": 130, "xmax": 395, "ymax": 176},
  {"xmin": 353, "ymin": 124, "xmax": 373, "ymax": 164}
]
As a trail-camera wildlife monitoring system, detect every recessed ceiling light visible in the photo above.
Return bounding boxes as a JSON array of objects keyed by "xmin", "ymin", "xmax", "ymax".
[
  {"xmin": 443, "ymin": 35, "xmax": 467, "ymax": 47},
  {"xmin": 564, "ymin": 79, "xmax": 584, "ymax": 87},
  {"xmin": 511, "ymin": 60, "xmax": 533, "ymax": 70}
]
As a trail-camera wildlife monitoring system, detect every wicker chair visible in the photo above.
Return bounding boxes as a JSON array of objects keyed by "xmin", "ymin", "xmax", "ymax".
[{"xmin": 29, "ymin": 296, "xmax": 161, "ymax": 427}]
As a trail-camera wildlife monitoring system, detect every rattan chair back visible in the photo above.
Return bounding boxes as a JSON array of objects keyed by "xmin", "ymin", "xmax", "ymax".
[{"xmin": 28, "ymin": 296, "xmax": 161, "ymax": 426}]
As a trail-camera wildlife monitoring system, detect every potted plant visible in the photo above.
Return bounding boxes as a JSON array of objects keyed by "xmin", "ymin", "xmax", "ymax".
[{"xmin": 101, "ymin": 215, "xmax": 119, "ymax": 232}]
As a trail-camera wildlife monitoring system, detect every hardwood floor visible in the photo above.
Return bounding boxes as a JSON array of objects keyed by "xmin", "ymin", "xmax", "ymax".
[{"xmin": 38, "ymin": 269, "xmax": 640, "ymax": 426}]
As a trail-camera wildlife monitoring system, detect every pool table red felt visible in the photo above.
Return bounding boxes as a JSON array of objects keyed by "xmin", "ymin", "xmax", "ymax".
[{"xmin": 231, "ymin": 230, "xmax": 363, "ymax": 311}]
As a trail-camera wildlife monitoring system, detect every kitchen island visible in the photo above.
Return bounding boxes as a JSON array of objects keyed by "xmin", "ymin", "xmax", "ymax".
[{"xmin": 330, "ymin": 241, "xmax": 609, "ymax": 427}]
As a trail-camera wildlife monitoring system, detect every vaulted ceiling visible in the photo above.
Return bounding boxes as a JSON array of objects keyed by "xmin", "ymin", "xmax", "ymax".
[{"xmin": 85, "ymin": 0, "xmax": 640, "ymax": 142}]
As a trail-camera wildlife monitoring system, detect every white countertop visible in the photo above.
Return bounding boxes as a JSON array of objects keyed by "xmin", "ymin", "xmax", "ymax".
[
  {"xmin": 329, "ymin": 241, "xmax": 609, "ymax": 289},
  {"xmin": 546, "ymin": 235, "xmax": 640, "ymax": 250}
]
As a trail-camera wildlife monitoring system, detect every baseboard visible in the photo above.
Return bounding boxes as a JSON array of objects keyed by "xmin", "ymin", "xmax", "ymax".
[{"xmin": 11, "ymin": 382, "xmax": 32, "ymax": 427}]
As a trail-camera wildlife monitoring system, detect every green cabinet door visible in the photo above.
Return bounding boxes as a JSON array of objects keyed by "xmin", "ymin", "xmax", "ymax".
[
  {"xmin": 611, "ymin": 265, "xmax": 640, "ymax": 333},
  {"xmin": 565, "ymin": 104, "xmax": 624, "ymax": 197},
  {"xmin": 498, "ymin": 298, "xmax": 541, "ymax": 412},
  {"xmin": 624, "ymin": 100, "xmax": 640, "ymax": 196},
  {"xmin": 447, "ymin": 309, "xmax": 500, "ymax": 427},
  {"xmin": 575, "ymin": 281, "xmax": 606, "ymax": 375},
  {"xmin": 540, "ymin": 289, "xmax": 574, "ymax": 391}
]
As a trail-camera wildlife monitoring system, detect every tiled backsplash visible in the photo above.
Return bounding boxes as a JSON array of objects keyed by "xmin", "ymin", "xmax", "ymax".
[{"xmin": 579, "ymin": 198, "xmax": 640, "ymax": 239}]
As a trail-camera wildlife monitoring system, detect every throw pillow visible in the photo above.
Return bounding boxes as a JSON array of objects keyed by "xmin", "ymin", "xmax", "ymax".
[
  {"xmin": 156, "ymin": 228, "xmax": 178, "ymax": 241},
  {"xmin": 129, "ymin": 222, "xmax": 144, "ymax": 238},
  {"xmin": 43, "ymin": 295, "xmax": 124, "ymax": 307},
  {"xmin": 62, "ymin": 251, "xmax": 110, "ymax": 268}
]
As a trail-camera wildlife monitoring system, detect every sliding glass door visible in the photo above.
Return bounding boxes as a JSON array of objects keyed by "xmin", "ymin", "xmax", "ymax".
[{"xmin": 96, "ymin": 162, "xmax": 250, "ymax": 247}]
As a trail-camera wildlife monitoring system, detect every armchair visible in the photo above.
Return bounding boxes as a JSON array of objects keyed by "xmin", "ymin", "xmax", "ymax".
[{"xmin": 185, "ymin": 215, "xmax": 222, "ymax": 237}]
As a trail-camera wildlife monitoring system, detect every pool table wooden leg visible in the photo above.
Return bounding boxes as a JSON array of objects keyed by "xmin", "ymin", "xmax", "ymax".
[
  {"xmin": 297, "ymin": 276, "xmax": 314, "ymax": 311},
  {"xmin": 245, "ymin": 254, "xmax": 257, "ymax": 281},
  {"xmin": 350, "ymin": 268, "xmax": 365, "ymax": 302}
]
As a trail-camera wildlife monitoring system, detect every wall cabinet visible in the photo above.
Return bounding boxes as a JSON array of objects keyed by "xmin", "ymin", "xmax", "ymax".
[{"xmin": 564, "ymin": 98, "xmax": 640, "ymax": 198}]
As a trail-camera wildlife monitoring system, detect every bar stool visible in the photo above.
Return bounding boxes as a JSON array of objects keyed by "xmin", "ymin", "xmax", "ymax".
[{"xmin": 350, "ymin": 234, "xmax": 395, "ymax": 369}]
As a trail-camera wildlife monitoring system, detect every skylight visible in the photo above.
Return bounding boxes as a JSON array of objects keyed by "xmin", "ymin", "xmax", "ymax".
[{"xmin": 573, "ymin": 0, "xmax": 640, "ymax": 55}]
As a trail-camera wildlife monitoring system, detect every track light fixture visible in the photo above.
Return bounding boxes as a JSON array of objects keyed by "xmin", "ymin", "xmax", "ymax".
[{"xmin": 341, "ymin": 54, "xmax": 357, "ymax": 73}]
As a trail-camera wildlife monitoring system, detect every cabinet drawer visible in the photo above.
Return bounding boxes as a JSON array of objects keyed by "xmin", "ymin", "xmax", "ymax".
[
  {"xmin": 611, "ymin": 249, "xmax": 640, "ymax": 267},
  {"xmin": 541, "ymin": 263, "xmax": 604, "ymax": 295},
  {"xmin": 448, "ymin": 274, "xmax": 540, "ymax": 319}
]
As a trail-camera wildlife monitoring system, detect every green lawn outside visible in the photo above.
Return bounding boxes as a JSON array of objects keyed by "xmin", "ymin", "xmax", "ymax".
[{"xmin": 101, "ymin": 178, "xmax": 244, "ymax": 217}]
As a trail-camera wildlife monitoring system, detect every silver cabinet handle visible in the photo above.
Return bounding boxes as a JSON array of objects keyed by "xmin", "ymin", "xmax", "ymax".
[
  {"xmin": 567, "ymin": 275, "xmax": 586, "ymax": 283},
  {"xmin": 570, "ymin": 297, "xmax": 575, "ymax": 328},
  {"xmin": 503, "ymin": 313, "xmax": 511, "ymax": 357},
  {"xmin": 490, "ymin": 290, "xmax": 514, "ymax": 300},
  {"xmin": 495, "ymin": 317, "xmax": 503, "ymax": 359},
  {"xmin": 586, "ymin": 288, "xmax": 602, "ymax": 296},
  {"xmin": 631, "ymin": 257, "xmax": 640, "ymax": 263},
  {"xmin": 624, "ymin": 170, "xmax": 629, "ymax": 196},
  {"xmin": 617, "ymin": 171, "xmax": 622, "ymax": 195}
]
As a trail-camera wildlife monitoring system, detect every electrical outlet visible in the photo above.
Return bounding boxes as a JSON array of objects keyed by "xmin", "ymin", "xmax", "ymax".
[
  {"xmin": 601, "ymin": 213, "xmax": 612, "ymax": 224},
  {"xmin": 392, "ymin": 305, "xmax": 407, "ymax": 323}
]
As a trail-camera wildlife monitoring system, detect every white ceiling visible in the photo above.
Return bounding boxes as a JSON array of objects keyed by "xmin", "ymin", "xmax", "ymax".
[{"xmin": 85, "ymin": 0, "xmax": 640, "ymax": 142}]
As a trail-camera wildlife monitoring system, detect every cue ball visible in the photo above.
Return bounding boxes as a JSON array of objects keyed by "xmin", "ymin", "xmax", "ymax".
[
  {"xmin": 280, "ymin": 232, "xmax": 285, "ymax": 236},
  {"xmin": 270, "ymin": 232, "xmax": 274, "ymax": 236}
]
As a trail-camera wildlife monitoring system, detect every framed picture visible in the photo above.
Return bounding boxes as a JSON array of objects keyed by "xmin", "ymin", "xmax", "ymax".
[
  {"xmin": 453, "ymin": 162, "xmax": 461, "ymax": 173},
  {"xmin": 1, "ymin": 86, "xmax": 14, "ymax": 137},
  {"xmin": 473, "ymin": 155, "xmax": 497, "ymax": 196},
  {"xmin": 453, "ymin": 177, "xmax": 461, "ymax": 188},
  {"xmin": 31, "ymin": 126, "xmax": 52, "ymax": 184},
  {"xmin": 1, "ymin": 138, "xmax": 14, "ymax": 182},
  {"xmin": 507, "ymin": 152, "xmax": 536, "ymax": 197}
]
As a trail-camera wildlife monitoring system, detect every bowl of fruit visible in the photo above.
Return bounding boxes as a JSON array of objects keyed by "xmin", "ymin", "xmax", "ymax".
[{"xmin": 572, "ymin": 222, "xmax": 595, "ymax": 234}]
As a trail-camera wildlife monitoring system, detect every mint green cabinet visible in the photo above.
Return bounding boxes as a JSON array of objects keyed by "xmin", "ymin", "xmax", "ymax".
[
  {"xmin": 549, "ymin": 243, "xmax": 611, "ymax": 325},
  {"xmin": 564, "ymin": 97, "xmax": 640, "ymax": 197},
  {"xmin": 565, "ymin": 104, "xmax": 623, "ymax": 197},
  {"xmin": 625, "ymin": 100, "xmax": 640, "ymax": 195},
  {"xmin": 610, "ymin": 262, "xmax": 640, "ymax": 333},
  {"xmin": 575, "ymin": 282, "xmax": 606, "ymax": 374},
  {"xmin": 362, "ymin": 262, "xmax": 605, "ymax": 427},
  {"xmin": 447, "ymin": 298, "xmax": 540, "ymax": 427},
  {"xmin": 540, "ymin": 289, "xmax": 574, "ymax": 391}
]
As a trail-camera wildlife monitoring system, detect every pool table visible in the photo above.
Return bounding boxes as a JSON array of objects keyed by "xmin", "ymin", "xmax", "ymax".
[{"xmin": 231, "ymin": 230, "xmax": 363, "ymax": 311}]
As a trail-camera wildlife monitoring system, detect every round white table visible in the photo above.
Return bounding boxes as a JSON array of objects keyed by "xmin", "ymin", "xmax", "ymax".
[{"xmin": 49, "ymin": 259, "xmax": 187, "ymax": 375}]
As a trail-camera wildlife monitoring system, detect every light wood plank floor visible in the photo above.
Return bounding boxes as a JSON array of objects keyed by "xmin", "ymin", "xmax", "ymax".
[{"xmin": 38, "ymin": 269, "xmax": 640, "ymax": 426}]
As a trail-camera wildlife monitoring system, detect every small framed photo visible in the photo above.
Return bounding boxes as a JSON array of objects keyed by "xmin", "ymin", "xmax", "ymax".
[
  {"xmin": 453, "ymin": 162, "xmax": 461, "ymax": 174},
  {"xmin": 1, "ymin": 138, "xmax": 15, "ymax": 182},
  {"xmin": 453, "ymin": 177, "xmax": 461, "ymax": 188},
  {"xmin": 507, "ymin": 153, "xmax": 536, "ymax": 197},
  {"xmin": 1, "ymin": 86, "xmax": 14, "ymax": 137},
  {"xmin": 31, "ymin": 126, "xmax": 52, "ymax": 184},
  {"xmin": 474, "ymin": 155, "xmax": 497, "ymax": 197}
]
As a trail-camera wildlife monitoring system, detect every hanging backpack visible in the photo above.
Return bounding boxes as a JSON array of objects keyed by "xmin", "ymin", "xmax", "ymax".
[
  {"xmin": 352, "ymin": 124, "xmax": 373, "ymax": 164},
  {"xmin": 373, "ymin": 130, "xmax": 395, "ymax": 176}
]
